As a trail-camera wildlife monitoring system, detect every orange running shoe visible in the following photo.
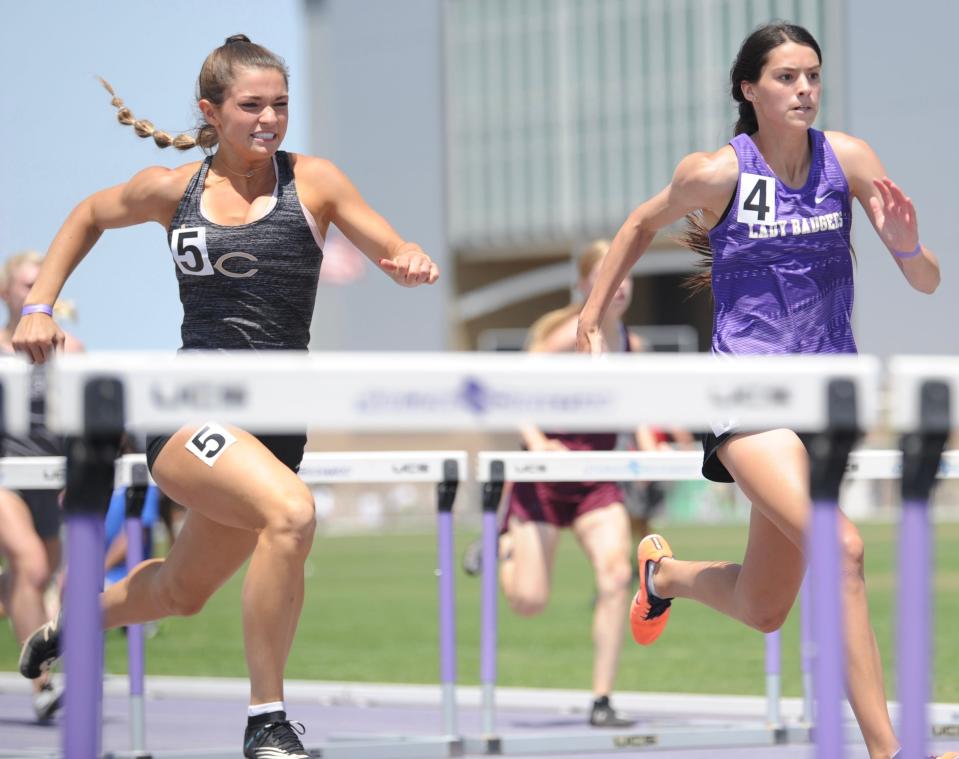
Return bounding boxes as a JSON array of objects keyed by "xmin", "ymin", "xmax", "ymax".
[{"xmin": 629, "ymin": 534, "xmax": 674, "ymax": 646}]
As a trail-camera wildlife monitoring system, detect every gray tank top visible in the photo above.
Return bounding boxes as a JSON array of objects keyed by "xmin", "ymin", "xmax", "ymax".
[{"xmin": 166, "ymin": 151, "xmax": 323, "ymax": 350}]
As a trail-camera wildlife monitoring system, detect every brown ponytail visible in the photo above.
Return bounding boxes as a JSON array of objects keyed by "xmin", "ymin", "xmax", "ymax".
[{"xmin": 676, "ymin": 212, "xmax": 713, "ymax": 296}]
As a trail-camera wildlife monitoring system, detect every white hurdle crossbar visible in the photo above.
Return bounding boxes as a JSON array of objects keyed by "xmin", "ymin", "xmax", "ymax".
[
  {"xmin": 45, "ymin": 351, "xmax": 880, "ymax": 435},
  {"xmin": 475, "ymin": 449, "xmax": 959, "ymax": 485},
  {"xmin": 40, "ymin": 350, "xmax": 879, "ymax": 759}
]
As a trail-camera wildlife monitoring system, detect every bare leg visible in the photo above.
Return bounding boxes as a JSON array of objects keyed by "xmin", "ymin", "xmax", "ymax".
[
  {"xmin": 654, "ymin": 503, "xmax": 804, "ymax": 629},
  {"xmin": 41, "ymin": 537, "xmax": 61, "ymax": 620},
  {"xmin": 499, "ymin": 519, "xmax": 560, "ymax": 616},
  {"xmin": 652, "ymin": 430, "xmax": 898, "ymax": 759},
  {"xmin": 104, "ymin": 426, "xmax": 315, "ymax": 706},
  {"xmin": 0, "ymin": 491, "xmax": 55, "ymax": 693},
  {"xmin": 573, "ymin": 504, "xmax": 632, "ymax": 697},
  {"xmin": 100, "ymin": 511, "xmax": 256, "ymax": 629}
]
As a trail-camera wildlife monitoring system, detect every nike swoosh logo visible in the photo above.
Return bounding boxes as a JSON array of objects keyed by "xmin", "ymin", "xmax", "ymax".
[{"xmin": 815, "ymin": 191, "xmax": 833, "ymax": 204}]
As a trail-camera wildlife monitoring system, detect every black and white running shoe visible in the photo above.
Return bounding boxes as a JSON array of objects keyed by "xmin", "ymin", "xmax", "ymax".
[
  {"xmin": 589, "ymin": 695, "xmax": 636, "ymax": 728},
  {"xmin": 33, "ymin": 679, "xmax": 63, "ymax": 722},
  {"xmin": 243, "ymin": 711, "xmax": 311, "ymax": 758},
  {"xmin": 19, "ymin": 612, "xmax": 61, "ymax": 680}
]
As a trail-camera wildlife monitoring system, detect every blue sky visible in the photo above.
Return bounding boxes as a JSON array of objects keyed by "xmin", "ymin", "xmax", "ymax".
[{"xmin": 0, "ymin": 1, "xmax": 305, "ymax": 349}]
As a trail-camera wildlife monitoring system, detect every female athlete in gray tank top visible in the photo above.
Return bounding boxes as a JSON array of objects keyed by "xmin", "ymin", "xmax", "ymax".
[{"xmin": 12, "ymin": 35, "xmax": 438, "ymax": 759}]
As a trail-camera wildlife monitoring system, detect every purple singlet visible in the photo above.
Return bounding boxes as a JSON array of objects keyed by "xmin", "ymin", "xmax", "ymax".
[{"xmin": 708, "ymin": 128, "xmax": 856, "ymax": 355}]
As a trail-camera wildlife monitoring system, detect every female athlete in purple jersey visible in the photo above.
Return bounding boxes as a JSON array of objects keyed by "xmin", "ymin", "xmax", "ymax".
[
  {"xmin": 13, "ymin": 35, "xmax": 438, "ymax": 758},
  {"xmin": 577, "ymin": 23, "xmax": 947, "ymax": 759}
]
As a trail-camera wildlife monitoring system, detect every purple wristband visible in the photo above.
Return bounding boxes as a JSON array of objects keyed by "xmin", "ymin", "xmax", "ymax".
[
  {"xmin": 893, "ymin": 243, "xmax": 922, "ymax": 260},
  {"xmin": 21, "ymin": 304, "xmax": 54, "ymax": 317}
]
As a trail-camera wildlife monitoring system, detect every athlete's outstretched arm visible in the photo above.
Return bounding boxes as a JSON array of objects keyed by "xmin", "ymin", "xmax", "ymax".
[
  {"xmin": 13, "ymin": 167, "xmax": 187, "ymax": 363},
  {"xmin": 576, "ymin": 150, "xmax": 737, "ymax": 354},
  {"xmin": 298, "ymin": 156, "xmax": 438, "ymax": 288},
  {"xmin": 828, "ymin": 131, "xmax": 940, "ymax": 294}
]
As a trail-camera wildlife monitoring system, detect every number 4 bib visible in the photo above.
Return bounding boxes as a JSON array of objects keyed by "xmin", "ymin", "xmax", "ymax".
[{"xmin": 736, "ymin": 173, "xmax": 777, "ymax": 225}]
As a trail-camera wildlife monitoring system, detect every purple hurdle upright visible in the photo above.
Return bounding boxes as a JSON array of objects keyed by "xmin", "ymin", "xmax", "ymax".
[
  {"xmin": 800, "ymin": 576, "xmax": 815, "ymax": 725},
  {"xmin": 897, "ymin": 380, "xmax": 950, "ymax": 759},
  {"xmin": 63, "ymin": 378, "xmax": 125, "ymax": 759},
  {"xmin": 436, "ymin": 458, "xmax": 461, "ymax": 736},
  {"xmin": 765, "ymin": 631, "xmax": 782, "ymax": 726},
  {"xmin": 63, "ymin": 503, "xmax": 106, "ymax": 757},
  {"xmin": 806, "ymin": 379, "xmax": 861, "ymax": 759},
  {"xmin": 122, "ymin": 468, "xmax": 152, "ymax": 755},
  {"xmin": 480, "ymin": 460, "xmax": 505, "ymax": 738}
]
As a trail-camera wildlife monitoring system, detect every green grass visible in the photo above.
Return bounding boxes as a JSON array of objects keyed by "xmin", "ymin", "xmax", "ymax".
[{"xmin": 1, "ymin": 523, "xmax": 956, "ymax": 701}]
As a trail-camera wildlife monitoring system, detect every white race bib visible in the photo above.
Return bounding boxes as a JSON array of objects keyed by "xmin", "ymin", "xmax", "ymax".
[
  {"xmin": 185, "ymin": 422, "xmax": 237, "ymax": 467},
  {"xmin": 736, "ymin": 173, "xmax": 777, "ymax": 225},
  {"xmin": 170, "ymin": 227, "xmax": 214, "ymax": 276}
]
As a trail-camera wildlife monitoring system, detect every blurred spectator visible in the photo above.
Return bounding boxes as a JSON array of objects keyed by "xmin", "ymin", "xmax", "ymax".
[{"xmin": 0, "ymin": 251, "xmax": 82, "ymax": 721}]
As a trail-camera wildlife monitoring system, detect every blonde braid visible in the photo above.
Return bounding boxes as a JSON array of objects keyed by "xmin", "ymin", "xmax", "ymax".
[{"xmin": 98, "ymin": 77, "xmax": 199, "ymax": 151}]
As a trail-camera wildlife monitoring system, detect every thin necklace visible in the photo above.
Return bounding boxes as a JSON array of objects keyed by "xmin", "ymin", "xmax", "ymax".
[{"xmin": 212, "ymin": 156, "xmax": 271, "ymax": 180}]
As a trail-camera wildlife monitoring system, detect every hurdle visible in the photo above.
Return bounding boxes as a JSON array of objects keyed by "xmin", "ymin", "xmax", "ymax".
[
  {"xmin": 463, "ymin": 353, "xmax": 878, "ymax": 758},
  {"xmin": 464, "ymin": 350, "xmax": 876, "ymax": 759},
  {"xmin": 471, "ymin": 448, "xmax": 959, "ymax": 755},
  {"xmin": 473, "ymin": 449, "xmax": 787, "ymax": 754},
  {"xmin": 888, "ymin": 357, "xmax": 956, "ymax": 759},
  {"xmin": 106, "ymin": 451, "xmax": 467, "ymax": 759},
  {"xmin": 0, "ymin": 447, "xmax": 466, "ymax": 759},
  {"xmin": 0, "ymin": 454, "xmax": 158, "ymax": 757},
  {"xmin": 111, "ymin": 454, "xmax": 152, "ymax": 755},
  {"xmin": 816, "ymin": 448, "xmax": 959, "ymax": 751},
  {"xmin": 41, "ymin": 350, "xmax": 878, "ymax": 757}
]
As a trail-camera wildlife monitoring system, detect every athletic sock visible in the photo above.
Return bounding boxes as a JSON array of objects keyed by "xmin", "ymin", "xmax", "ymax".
[
  {"xmin": 645, "ymin": 560, "xmax": 659, "ymax": 598},
  {"xmin": 248, "ymin": 701, "xmax": 285, "ymax": 720}
]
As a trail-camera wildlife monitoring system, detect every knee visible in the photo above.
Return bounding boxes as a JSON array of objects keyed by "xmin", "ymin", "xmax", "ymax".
[
  {"xmin": 5, "ymin": 548, "xmax": 52, "ymax": 591},
  {"xmin": 506, "ymin": 585, "xmax": 549, "ymax": 617},
  {"xmin": 165, "ymin": 592, "xmax": 206, "ymax": 618},
  {"xmin": 741, "ymin": 598, "xmax": 791, "ymax": 634},
  {"xmin": 262, "ymin": 488, "xmax": 316, "ymax": 551},
  {"xmin": 156, "ymin": 563, "xmax": 208, "ymax": 617},
  {"xmin": 594, "ymin": 554, "xmax": 632, "ymax": 599},
  {"xmin": 839, "ymin": 524, "xmax": 866, "ymax": 580},
  {"xmin": 509, "ymin": 595, "xmax": 548, "ymax": 617}
]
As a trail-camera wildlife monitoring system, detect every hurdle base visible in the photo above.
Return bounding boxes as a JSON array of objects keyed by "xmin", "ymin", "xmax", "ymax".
[
  {"xmin": 104, "ymin": 736, "xmax": 463, "ymax": 759},
  {"xmin": 461, "ymin": 724, "xmax": 788, "ymax": 755}
]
